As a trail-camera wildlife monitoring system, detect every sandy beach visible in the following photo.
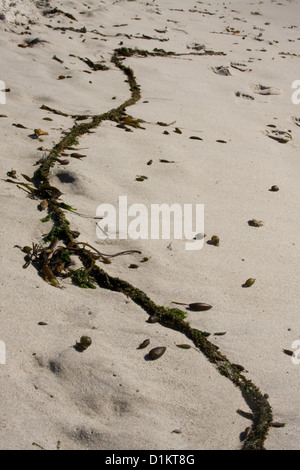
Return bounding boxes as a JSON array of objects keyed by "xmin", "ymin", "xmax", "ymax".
[{"xmin": 0, "ymin": 0, "xmax": 300, "ymax": 450}]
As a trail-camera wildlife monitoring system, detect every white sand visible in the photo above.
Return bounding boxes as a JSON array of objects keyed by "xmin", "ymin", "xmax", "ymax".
[{"xmin": 0, "ymin": 0, "xmax": 300, "ymax": 450}]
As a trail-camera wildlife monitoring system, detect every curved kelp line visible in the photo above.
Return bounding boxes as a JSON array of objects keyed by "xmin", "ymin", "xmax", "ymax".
[{"xmin": 5, "ymin": 48, "xmax": 273, "ymax": 450}]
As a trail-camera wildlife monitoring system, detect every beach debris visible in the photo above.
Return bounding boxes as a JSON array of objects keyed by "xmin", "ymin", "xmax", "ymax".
[
  {"xmin": 171, "ymin": 429, "xmax": 182, "ymax": 434},
  {"xmin": 265, "ymin": 129, "xmax": 292, "ymax": 144},
  {"xmin": 42, "ymin": 264, "xmax": 58, "ymax": 287},
  {"xmin": 147, "ymin": 159, "xmax": 153, "ymax": 165},
  {"xmin": 135, "ymin": 175, "xmax": 148, "ymax": 182},
  {"xmin": 190, "ymin": 136, "xmax": 203, "ymax": 140},
  {"xmin": 21, "ymin": 174, "xmax": 32, "ymax": 183},
  {"xmin": 176, "ymin": 344, "xmax": 191, "ymax": 349},
  {"xmin": 248, "ymin": 219, "xmax": 264, "ymax": 227},
  {"xmin": 129, "ymin": 264, "xmax": 139, "ymax": 269},
  {"xmin": 34, "ymin": 129, "xmax": 49, "ymax": 138},
  {"xmin": 216, "ymin": 139, "xmax": 227, "ymax": 143},
  {"xmin": 210, "ymin": 235, "xmax": 220, "ymax": 246},
  {"xmin": 148, "ymin": 346, "xmax": 166, "ymax": 360},
  {"xmin": 137, "ymin": 339, "xmax": 150, "ymax": 350},
  {"xmin": 231, "ymin": 62, "xmax": 251, "ymax": 72},
  {"xmin": 174, "ymin": 127, "xmax": 182, "ymax": 134},
  {"xmin": 147, "ymin": 315, "xmax": 160, "ymax": 324},
  {"xmin": 12, "ymin": 123, "xmax": 27, "ymax": 129},
  {"xmin": 214, "ymin": 332, "xmax": 227, "ymax": 336},
  {"xmin": 22, "ymin": 246, "xmax": 33, "ymax": 254},
  {"xmin": 38, "ymin": 322, "xmax": 48, "ymax": 326},
  {"xmin": 40, "ymin": 104, "xmax": 69, "ymax": 117},
  {"xmin": 251, "ymin": 84, "xmax": 281, "ymax": 95},
  {"xmin": 271, "ymin": 422, "xmax": 286, "ymax": 428},
  {"xmin": 25, "ymin": 38, "xmax": 49, "ymax": 48},
  {"xmin": 282, "ymin": 349, "xmax": 294, "ymax": 357},
  {"xmin": 76, "ymin": 336, "xmax": 92, "ymax": 352},
  {"xmin": 243, "ymin": 278, "xmax": 256, "ymax": 288},
  {"xmin": 235, "ymin": 91, "xmax": 254, "ymax": 100},
  {"xmin": 211, "ymin": 66, "xmax": 231, "ymax": 76},
  {"xmin": 6, "ymin": 170, "xmax": 17, "ymax": 179},
  {"xmin": 40, "ymin": 200, "xmax": 48, "ymax": 211},
  {"xmin": 171, "ymin": 301, "xmax": 212, "ymax": 312},
  {"xmin": 163, "ymin": 131, "xmax": 169, "ymax": 135},
  {"xmin": 78, "ymin": 56, "xmax": 110, "ymax": 71},
  {"xmin": 270, "ymin": 185, "xmax": 279, "ymax": 192},
  {"xmin": 43, "ymin": 7, "xmax": 77, "ymax": 22},
  {"xmin": 52, "ymin": 55, "xmax": 64, "ymax": 64},
  {"xmin": 32, "ymin": 442, "xmax": 45, "ymax": 450},
  {"xmin": 188, "ymin": 303, "xmax": 213, "ymax": 312},
  {"xmin": 159, "ymin": 159, "xmax": 175, "ymax": 163}
]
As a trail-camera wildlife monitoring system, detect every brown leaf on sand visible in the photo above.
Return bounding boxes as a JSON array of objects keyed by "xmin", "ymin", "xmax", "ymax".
[
  {"xmin": 34, "ymin": 129, "xmax": 49, "ymax": 137},
  {"xmin": 282, "ymin": 349, "xmax": 294, "ymax": 357},
  {"xmin": 13, "ymin": 123, "xmax": 28, "ymax": 129},
  {"xmin": 40, "ymin": 200, "xmax": 48, "ymax": 211}
]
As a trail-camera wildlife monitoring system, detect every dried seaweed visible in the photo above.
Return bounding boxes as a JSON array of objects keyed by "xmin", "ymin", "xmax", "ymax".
[{"xmin": 6, "ymin": 46, "xmax": 273, "ymax": 450}]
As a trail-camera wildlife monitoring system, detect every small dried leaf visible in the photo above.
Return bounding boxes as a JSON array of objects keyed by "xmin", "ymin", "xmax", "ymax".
[
  {"xmin": 137, "ymin": 339, "xmax": 150, "ymax": 350},
  {"xmin": 210, "ymin": 235, "xmax": 220, "ymax": 246},
  {"xmin": 176, "ymin": 344, "xmax": 191, "ymax": 349},
  {"xmin": 148, "ymin": 346, "xmax": 166, "ymax": 360},
  {"xmin": 147, "ymin": 315, "xmax": 160, "ymax": 323},
  {"xmin": 13, "ymin": 123, "xmax": 27, "ymax": 129},
  {"xmin": 188, "ymin": 303, "xmax": 213, "ymax": 312},
  {"xmin": 129, "ymin": 264, "xmax": 139, "ymax": 269},
  {"xmin": 76, "ymin": 336, "xmax": 92, "ymax": 352},
  {"xmin": 21, "ymin": 174, "xmax": 32, "ymax": 182},
  {"xmin": 40, "ymin": 200, "xmax": 48, "ymax": 211},
  {"xmin": 34, "ymin": 129, "xmax": 49, "ymax": 137},
  {"xmin": 248, "ymin": 219, "xmax": 264, "ymax": 227},
  {"xmin": 243, "ymin": 278, "xmax": 256, "ymax": 288}
]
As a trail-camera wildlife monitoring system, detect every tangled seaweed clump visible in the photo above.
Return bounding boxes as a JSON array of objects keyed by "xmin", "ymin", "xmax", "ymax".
[{"xmin": 6, "ymin": 47, "xmax": 274, "ymax": 450}]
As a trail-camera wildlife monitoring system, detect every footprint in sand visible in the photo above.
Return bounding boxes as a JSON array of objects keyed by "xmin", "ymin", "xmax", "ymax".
[
  {"xmin": 210, "ymin": 66, "xmax": 231, "ymax": 76},
  {"xmin": 265, "ymin": 128, "xmax": 292, "ymax": 144},
  {"xmin": 292, "ymin": 117, "xmax": 300, "ymax": 127},
  {"xmin": 251, "ymin": 84, "xmax": 281, "ymax": 95}
]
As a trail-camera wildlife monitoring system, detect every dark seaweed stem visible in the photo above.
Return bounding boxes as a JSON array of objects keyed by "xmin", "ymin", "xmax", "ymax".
[
  {"xmin": 78, "ymin": 249, "xmax": 272, "ymax": 450},
  {"xmin": 18, "ymin": 48, "xmax": 272, "ymax": 450}
]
